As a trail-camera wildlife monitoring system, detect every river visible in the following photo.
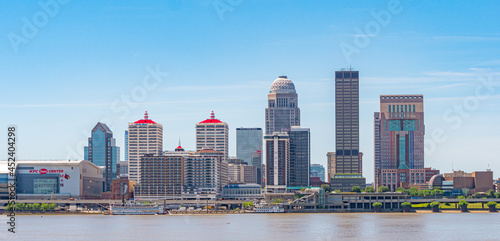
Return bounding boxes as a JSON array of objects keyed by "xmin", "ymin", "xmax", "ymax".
[{"xmin": 1, "ymin": 213, "xmax": 497, "ymax": 240}]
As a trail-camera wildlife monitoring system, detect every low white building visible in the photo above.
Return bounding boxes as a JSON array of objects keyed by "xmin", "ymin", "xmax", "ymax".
[{"xmin": 13, "ymin": 160, "xmax": 104, "ymax": 199}]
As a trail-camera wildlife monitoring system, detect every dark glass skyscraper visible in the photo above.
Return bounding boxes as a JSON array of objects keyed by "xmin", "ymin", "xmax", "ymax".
[
  {"xmin": 288, "ymin": 127, "xmax": 310, "ymax": 187},
  {"xmin": 331, "ymin": 69, "xmax": 365, "ymax": 192},
  {"xmin": 265, "ymin": 132, "xmax": 289, "ymax": 186},
  {"xmin": 84, "ymin": 122, "xmax": 120, "ymax": 192},
  {"xmin": 334, "ymin": 70, "xmax": 360, "ymax": 175},
  {"xmin": 236, "ymin": 128, "xmax": 263, "ymax": 185}
]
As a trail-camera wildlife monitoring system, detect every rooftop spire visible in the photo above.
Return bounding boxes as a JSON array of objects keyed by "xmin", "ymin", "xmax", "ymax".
[
  {"xmin": 210, "ymin": 111, "xmax": 215, "ymax": 119},
  {"xmin": 144, "ymin": 111, "xmax": 149, "ymax": 120}
]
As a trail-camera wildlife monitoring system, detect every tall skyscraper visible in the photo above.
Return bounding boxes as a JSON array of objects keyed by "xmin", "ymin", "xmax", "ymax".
[
  {"xmin": 124, "ymin": 130, "xmax": 129, "ymax": 161},
  {"xmin": 331, "ymin": 69, "xmax": 365, "ymax": 192},
  {"xmin": 265, "ymin": 76, "xmax": 300, "ymax": 135},
  {"xmin": 288, "ymin": 126, "xmax": 310, "ymax": 187},
  {"xmin": 265, "ymin": 132, "xmax": 290, "ymax": 186},
  {"xmin": 127, "ymin": 111, "xmax": 163, "ymax": 183},
  {"xmin": 374, "ymin": 95, "xmax": 425, "ymax": 190},
  {"xmin": 236, "ymin": 128, "xmax": 263, "ymax": 185},
  {"xmin": 84, "ymin": 122, "xmax": 120, "ymax": 192},
  {"xmin": 196, "ymin": 111, "xmax": 229, "ymax": 159}
]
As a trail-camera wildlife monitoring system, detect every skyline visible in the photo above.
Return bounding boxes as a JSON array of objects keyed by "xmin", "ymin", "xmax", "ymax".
[{"xmin": 1, "ymin": 1, "xmax": 500, "ymax": 183}]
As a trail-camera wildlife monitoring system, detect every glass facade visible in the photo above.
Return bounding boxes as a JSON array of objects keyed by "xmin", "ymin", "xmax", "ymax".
[
  {"xmin": 288, "ymin": 127, "xmax": 310, "ymax": 187},
  {"xmin": 236, "ymin": 128, "xmax": 263, "ymax": 185},
  {"xmin": 0, "ymin": 174, "xmax": 8, "ymax": 199},
  {"xmin": 84, "ymin": 122, "xmax": 120, "ymax": 192},
  {"xmin": 33, "ymin": 178, "xmax": 58, "ymax": 194},
  {"xmin": 310, "ymin": 164, "xmax": 325, "ymax": 182},
  {"xmin": 334, "ymin": 70, "xmax": 360, "ymax": 175}
]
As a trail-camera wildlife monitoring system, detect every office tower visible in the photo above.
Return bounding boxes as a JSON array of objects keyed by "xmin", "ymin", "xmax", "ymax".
[
  {"xmin": 264, "ymin": 132, "xmax": 290, "ymax": 186},
  {"xmin": 310, "ymin": 164, "xmax": 326, "ymax": 182},
  {"xmin": 124, "ymin": 131, "xmax": 129, "ymax": 161},
  {"xmin": 374, "ymin": 112, "xmax": 381, "ymax": 188},
  {"xmin": 195, "ymin": 111, "xmax": 229, "ymax": 159},
  {"xmin": 265, "ymin": 76, "xmax": 300, "ymax": 135},
  {"xmin": 288, "ymin": 127, "xmax": 310, "ymax": 187},
  {"xmin": 331, "ymin": 69, "xmax": 365, "ymax": 192},
  {"xmin": 326, "ymin": 152, "xmax": 336, "ymax": 183},
  {"xmin": 236, "ymin": 128, "xmax": 263, "ymax": 185},
  {"xmin": 135, "ymin": 154, "xmax": 184, "ymax": 199},
  {"xmin": 84, "ymin": 122, "xmax": 120, "ymax": 192},
  {"xmin": 374, "ymin": 95, "xmax": 425, "ymax": 191},
  {"xmin": 127, "ymin": 111, "xmax": 163, "ymax": 183},
  {"xmin": 183, "ymin": 148, "xmax": 227, "ymax": 199}
]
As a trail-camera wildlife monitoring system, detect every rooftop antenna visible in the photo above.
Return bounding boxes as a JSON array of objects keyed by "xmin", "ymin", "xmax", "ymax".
[{"xmin": 178, "ymin": 137, "xmax": 181, "ymax": 147}]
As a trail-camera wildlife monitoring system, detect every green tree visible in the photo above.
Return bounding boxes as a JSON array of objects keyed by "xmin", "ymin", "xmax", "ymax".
[
  {"xmin": 457, "ymin": 195, "xmax": 465, "ymax": 199},
  {"xmin": 475, "ymin": 192, "xmax": 482, "ymax": 198},
  {"xmin": 49, "ymin": 203, "xmax": 56, "ymax": 210},
  {"xmin": 26, "ymin": 204, "xmax": 33, "ymax": 210},
  {"xmin": 378, "ymin": 186, "xmax": 389, "ymax": 193},
  {"xmin": 486, "ymin": 201, "xmax": 497, "ymax": 207},
  {"xmin": 351, "ymin": 186, "xmax": 361, "ymax": 193},
  {"xmin": 33, "ymin": 203, "xmax": 41, "ymax": 210},
  {"xmin": 276, "ymin": 198, "xmax": 283, "ymax": 203},
  {"xmin": 41, "ymin": 203, "xmax": 49, "ymax": 211},
  {"xmin": 407, "ymin": 187, "xmax": 418, "ymax": 196},
  {"xmin": 458, "ymin": 200, "xmax": 469, "ymax": 207},
  {"xmin": 485, "ymin": 189, "xmax": 494, "ymax": 197},
  {"xmin": 396, "ymin": 187, "xmax": 406, "ymax": 193},
  {"xmin": 15, "ymin": 203, "xmax": 24, "ymax": 211},
  {"xmin": 372, "ymin": 202, "xmax": 383, "ymax": 208},
  {"xmin": 430, "ymin": 202, "xmax": 440, "ymax": 207},
  {"xmin": 494, "ymin": 192, "xmax": 500, "ymax": 199},
  {"xmin": 300, "ymin": 187, "xmax": 306, "ymax": 191},
  {"xmin": 401, "ymin": 202, "xmax": 412, "ymax": 208},
  {"xmin": 333, "ymin": 189, "xmax": 341, "ymax": 193},
  {"xmin": 364, "ymin": 186, "xmax": 375, "ymax": 193},
  {"xmin": 320, "ymin": 184, "xmax": 331, "ymax": 192}
]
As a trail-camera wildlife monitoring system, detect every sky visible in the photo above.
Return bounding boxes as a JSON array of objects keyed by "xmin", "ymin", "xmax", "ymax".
[{"xmin": 1, "ymin": 0, "xmax": 500, "ymax": 183}]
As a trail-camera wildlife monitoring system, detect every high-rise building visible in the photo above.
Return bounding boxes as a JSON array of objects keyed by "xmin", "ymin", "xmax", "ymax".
[
  {"xmin": 124, "ymin": 130, "xmax": 129, "ymax": 161},
  {"xmin": 84, "ymin": 122, "xmax": 120, "ymax": 192},
  {"xmin": 182, "ymin": 148, "xmax": 228, "ymax": 199},
  {"xmin": 326, "ymin": 152, "xmax": 336, "ymax": 183},
  {"xmin": 288, "ymin": 127, "xmax": 310, "ymax": 187},
  {"xmin": 374, "ymin": 95, "xmax": 425, "ymax": 191},
  {"xmin": 265, "ymin": 132, "xmax": 290, "ymax": 186},
  {"xmin": 135, "ymin": 154, "xmax": 184, "ymax": 199},
  {"xmin": 236, "ymin": 128, "xmax": 263, "ymax": 185},
  {"xmin": 265, "ymin": 76, "xmax": 300, "ymax": 135},
  {"xmin": 127, "ymin": 111, "xmax": 163, "ymax": 183},
  {"xmin": 196, "ymin": 111, "xmax": 229, "ymax": 159},
  {"xmin": 374, "ymin": 112, "xmax": 381, "ymax": 188},
  {"xmin": 310, "ymin": 164, "xmax": 326, "ymax": 182},
  {"xmin": 331, "ymin": 69, "xmax": 365, "ymax": 192}
]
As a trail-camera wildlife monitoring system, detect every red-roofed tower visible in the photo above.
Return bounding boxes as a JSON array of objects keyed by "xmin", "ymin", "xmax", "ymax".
[
  {"xmin": 195, "ymin": 111, "xmax": 229, "ymax": 159},
  {"xmin": 127, "ymin": 111, "xmax": 163, "ymax": 183}
]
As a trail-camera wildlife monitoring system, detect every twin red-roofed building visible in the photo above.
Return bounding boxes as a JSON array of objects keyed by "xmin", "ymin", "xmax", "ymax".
[
  {"xmin": 127, "ymin": 111, "xmax": 163, "ymax": 183},
  {"xmin": 195, "ymin": 111, "xmax": 229, "ymax": 160}
]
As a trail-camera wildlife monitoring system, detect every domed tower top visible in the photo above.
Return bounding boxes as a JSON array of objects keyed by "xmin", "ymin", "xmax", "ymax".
[{"xmin": 270, "ymin": 76, "xmax": 296, "ymax": 94}]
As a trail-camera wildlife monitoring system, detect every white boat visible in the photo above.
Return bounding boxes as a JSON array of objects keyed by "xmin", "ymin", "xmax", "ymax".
[
  {"xmin": 254, "ymin": 205, "xmax": 285, "ymax": 213},
  {"xmin": 109, "ymin": 203, "xmax": 166, "ymax": 215}
]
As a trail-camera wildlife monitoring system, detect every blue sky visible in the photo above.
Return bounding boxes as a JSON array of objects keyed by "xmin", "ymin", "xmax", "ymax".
[{"xmin": 1, "ymin": 0, "xmax": 499, "ymax": 183}]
